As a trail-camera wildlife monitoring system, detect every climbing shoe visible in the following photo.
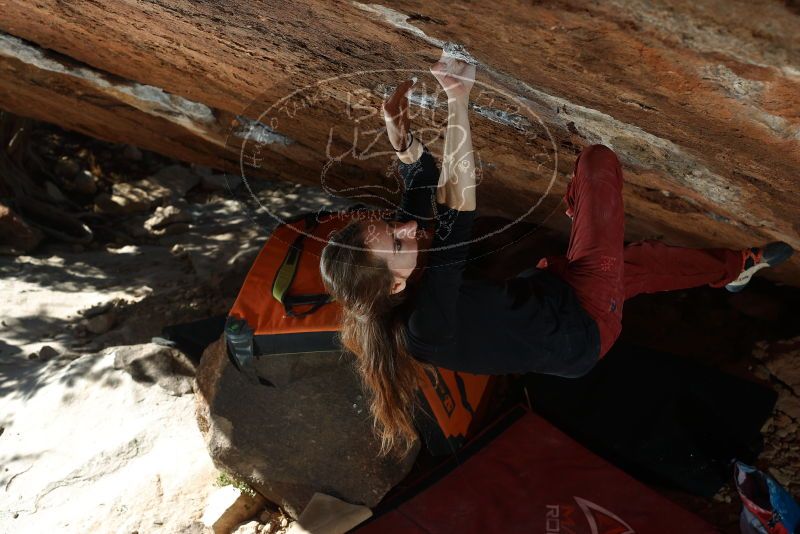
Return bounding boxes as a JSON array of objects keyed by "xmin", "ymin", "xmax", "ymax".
[{"xmin": 725, "ymin": 242, "xmax": 794, "ymax": 293}]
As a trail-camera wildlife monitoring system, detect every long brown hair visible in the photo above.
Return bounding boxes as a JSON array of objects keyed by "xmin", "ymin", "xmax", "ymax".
[{"xmin": 320, "ymin": 219, "xmax": 427, "ymax": 456}]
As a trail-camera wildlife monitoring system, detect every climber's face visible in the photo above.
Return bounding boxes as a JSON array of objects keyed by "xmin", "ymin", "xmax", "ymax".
[{"xmin": 364, "ymin": 219, "xmax": 420, "ymax": 294}]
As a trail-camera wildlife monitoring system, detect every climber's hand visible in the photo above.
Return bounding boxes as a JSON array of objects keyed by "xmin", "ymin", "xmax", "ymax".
[
  {"xmin": 430, "ymin": 52, "xmax": 475, "ymax": 102},
  {"xmin": 382, "ymin": 78, "xmax": 416, "ymax": 151}
]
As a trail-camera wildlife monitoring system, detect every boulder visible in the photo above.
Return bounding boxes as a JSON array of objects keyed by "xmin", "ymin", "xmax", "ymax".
[
  {"xmin": 0, "ymin": 202, "xmax": 44, "ymax": 253},
  {"xmin": 122, "ymin": 144, "xmax": 143, "ymax": 161},
  {"xmin": 201, "ymin": 173, "xmax": 243, "ymax": 192},
  {"xmin": 37, "ymin": 345, "xmax": 60, "ymax": 361},
  {"xmin": 146, "ymin": 164, "xmax": 200, "ymax": 199},
  {"xmin": 28, "ymin": 345, "xmax": 61, "ymax": 361},
  {"xmin": 778, "ymin": 391, "xmax": 800, "ymax": 421},
  {"xmin": 44, "ymin": 180, "xmax": 68, "ymax": 204},
  {"xmin": 112, "ymin": 342, "xmax": 196, "ymax": 396},
  {"xmin": 192, "ymin": 164, "xmax": 214, "ymax": 177},
  {"xmin": 53, "ymin": 156, "xmax": 80, "ymax": 179},
  {"xmin": 70, "ymin": 170, "xmax": 98, "ymax": 195},
  {"xmin": 194, "ymin": 338, "xmax": 418, "ymax": 518},
  {"xmin": 764, "ymin": 337, "xmax": 800, "ymax": 397},
  {"xmin": 94, "ymin": 166, "xmax": 198, "ymax": 214},
  {"xmin": 145, "ymin": 204, "xmax": 192, "ymax": 229},
  {"xmin": 154, "ymin": 221, "xmax": 191, "ymax": 237},
  {"xmin": 84, "ymin": 310, "xmax": 115, "ymax": 335},
  {"xmin": 144, "ymin": 204, "xmax": 193, "ymax": 236},
  {"xmin": 94, "ymin": 182, "xmax": 157, "ymax": 214}
]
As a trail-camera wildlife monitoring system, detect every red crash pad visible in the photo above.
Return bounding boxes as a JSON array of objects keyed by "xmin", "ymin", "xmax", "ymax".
[{"xmin": 357, "ymin": 410, "xmax": 719, "ymax": 534}]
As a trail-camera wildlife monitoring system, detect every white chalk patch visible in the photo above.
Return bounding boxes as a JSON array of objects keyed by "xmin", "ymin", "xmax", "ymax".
[
  {"xmin": 0, "ymin": 32, "xmax": 217, "ymax": 138},
  {"xmin": 472, "ymin": 104, "xmax": 529, "ymax": 130},
  {"xmin": 701, "ymin": 64, "xmax": 764, "ymax": 99},
  {"xmin": 407, "ymin": 91, "xmax": 439, "ymax": 110},
  {"xmin": 353, "ymin": 3, "xmax": 478, "ymax": 67},
  {"xmin": 442, "ymin": 42, "xmax": 478, "ymax": 65},
  {"xmin": 233, "ymin": 115, "xmax": 294, "ymax": 145},
  {"xmin": 353, "ymin": 2, "xmax": 444, "ymax": 47}
]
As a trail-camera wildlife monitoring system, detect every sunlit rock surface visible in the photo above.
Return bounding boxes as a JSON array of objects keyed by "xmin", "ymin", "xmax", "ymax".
[{"xmin": 0, "ymin": 0, "xmax": 798, "ymax": 283}]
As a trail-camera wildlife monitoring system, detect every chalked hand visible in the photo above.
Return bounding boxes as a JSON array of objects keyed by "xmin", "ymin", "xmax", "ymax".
[
  {"xmin": 430, "ymin": 51, "xmax": 476, "ymax": 102},
  {"xmin": 382, "ymin": 78, "xmax": 416, "ymax": 151}
]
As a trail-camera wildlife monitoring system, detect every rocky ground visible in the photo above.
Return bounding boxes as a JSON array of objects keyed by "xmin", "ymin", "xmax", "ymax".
[
  {"xmin": 619, "ymin": 280, "xmax": 800, "ymax": 532},
  {"xmin": 0, "ymin": 118, "xmax": 798, "ymax": 533},
  {"xmin": 0, "ymin": 118, "xmax": 351, "ymax": 533}
]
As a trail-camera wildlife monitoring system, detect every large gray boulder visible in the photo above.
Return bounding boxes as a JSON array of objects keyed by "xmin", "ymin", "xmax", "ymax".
[{"xmin": 194, "ymin": 337, "xmax": 418, "ymax": 518}]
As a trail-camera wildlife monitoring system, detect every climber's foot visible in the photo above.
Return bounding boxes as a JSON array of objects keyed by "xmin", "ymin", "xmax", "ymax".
[{"xmin": 725, "ymin": 242, "xmax": 794, "ymax": 293}]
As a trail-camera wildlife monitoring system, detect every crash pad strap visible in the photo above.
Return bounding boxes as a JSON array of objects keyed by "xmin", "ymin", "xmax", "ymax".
[{"xmin": 271, "ymin": 216, "xmax": 334, "ymax": 317}]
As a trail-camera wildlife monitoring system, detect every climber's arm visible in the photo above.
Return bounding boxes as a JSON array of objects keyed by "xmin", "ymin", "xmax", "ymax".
[{"xmin": 431, "ymin": 54, "xmax": 476, "ymax": 211}]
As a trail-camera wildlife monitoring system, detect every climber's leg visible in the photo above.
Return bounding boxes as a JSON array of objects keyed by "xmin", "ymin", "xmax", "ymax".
[
  {"xmin": 622, "ymin": 241, "xmax": 742, "ymax": 300},
  {"xmin": 544, "ymin": 145, "xmax": 626, "ymax": 359}
]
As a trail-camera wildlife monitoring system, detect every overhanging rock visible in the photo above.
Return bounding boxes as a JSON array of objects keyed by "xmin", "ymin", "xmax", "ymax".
[{"xmin": 0, "ymin": 0, "xmax": 798, "ymax": 283}]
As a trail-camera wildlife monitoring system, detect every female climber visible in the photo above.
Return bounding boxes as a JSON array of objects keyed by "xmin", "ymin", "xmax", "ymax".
[{"xmin": 319, "ymin": 53, "xmax": 794, "ymax": 456}]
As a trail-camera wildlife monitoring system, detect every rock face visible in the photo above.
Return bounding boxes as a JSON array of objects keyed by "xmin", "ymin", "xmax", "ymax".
[
  {"xmin": 0, "ymin": 202, "xmax": 44, "ymax": 253},
  {"xmin": 113, "ymin": 342, "xmax": 197, "ymax": 397},
  {"xmin": 0, "ymin": 347, "xmax": 218, "ymax": 533},
  {"xmin": 0, "ymin": 0, "xmax": 798, "ymax": 284},
  {"xmin": 194, "ymin": 338, "xmax": 418, "ymax": 519},
  {"xmin": 752, "ymin": 337, "xmax": 800, "ymax": 495}
]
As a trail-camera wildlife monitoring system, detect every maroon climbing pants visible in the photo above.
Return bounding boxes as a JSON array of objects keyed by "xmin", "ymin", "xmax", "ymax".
[{"xmin": 542, "ymin": 145, "xmax": 744, "ymax": 358}]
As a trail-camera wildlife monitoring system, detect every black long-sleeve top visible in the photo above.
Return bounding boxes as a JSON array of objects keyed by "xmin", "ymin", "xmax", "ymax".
[{"xmin": 396, "ymin": 147, "xmax": 601, "ymax": 378}]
